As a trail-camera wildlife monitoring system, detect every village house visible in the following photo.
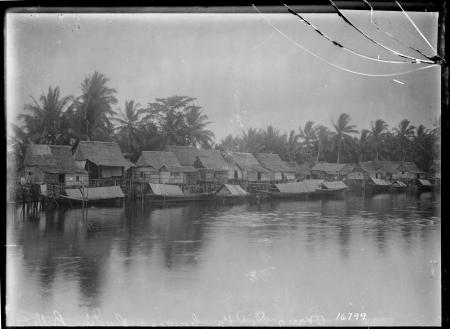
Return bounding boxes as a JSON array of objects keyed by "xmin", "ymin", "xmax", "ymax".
[
  {"xmin": 133, "ymin": 151, "xmax": 198, "ymax": 185},
  {"xmin": 22, "ymin": 144, "xmax": 88, "ymax": 188},
  {"xmin": 73, "ymin": 141, "xmax": 134, "ymax": 183},
  {"xmin": 310, "ymin": 162, "xmax": 353, "ymax": 180},
  {"xmin": 284, "ymin": 161, "xmax": 312, "ymax": 181},
  {"xmin": 226, "ymin": 152, "xmax": 271, "ymax": 182},
  {"xmin": 360, "ymin": 161, "xmax": 425, "ymax": 181},
  {"xmin": 165, "ymin": 145, "xmax": 229, "ymax": 184},
  {"xmin": 255, "ymin": 153, "xmax": 295, "ymax": 182}
]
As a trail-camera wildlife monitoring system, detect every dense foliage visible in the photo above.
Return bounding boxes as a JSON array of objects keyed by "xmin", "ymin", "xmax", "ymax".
[{"xmin": 8, "ymin": 71, "xmax": 440, "ymax": 171}]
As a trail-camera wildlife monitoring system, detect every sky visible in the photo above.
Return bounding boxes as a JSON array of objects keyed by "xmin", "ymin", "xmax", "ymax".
[{"xmin": 6, "ymin": 10, "xmax": 441, "ymax": 142}]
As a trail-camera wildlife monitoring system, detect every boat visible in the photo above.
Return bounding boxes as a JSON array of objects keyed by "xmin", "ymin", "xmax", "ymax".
[
  {"xmin": 61, "ymin": 186, "xmax": 125, "ymax": 206},
  {"xmin": 267, "ymin": 180, "xmax": 322, "ymax": 199},
  {"xmin": 315, "ymin": 181, "xmax": 348, "ymax": 198},
  {"xmin": 391, "ymin": 180, "xmax": 407, "ymax": 192},
  {"xmin": 145, "ymin": 183, "xmax": 213, "ymax": 204},
  {"xmin": 214, "ymin": 184, "xmax": 249, "ymax": 204},
  {"xmin": 367, "ymin": 177, "xmax": 392, "ymax": 193},
  {"xmin": 416, "ymin": 179, "xmax": 433, "ymax": 192}
]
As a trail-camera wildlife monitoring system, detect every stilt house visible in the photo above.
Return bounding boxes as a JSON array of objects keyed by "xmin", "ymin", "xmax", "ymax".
[
  {"xmin": 22, "ymin": 144, "xmax": 88, "ymax": 187},
  {"xmin": 73, "ymin": 141, "xmax": 134, "ymax": 181},
  {"xmin": 255, "ymin": 153, "xmax": 295, "ymax": 182}
]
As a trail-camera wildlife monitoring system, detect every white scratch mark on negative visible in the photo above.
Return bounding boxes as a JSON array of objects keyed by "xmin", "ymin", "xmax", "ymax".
[{"xmin": 392, "ymin": 79, "xmax": 405, "ymax": 85}]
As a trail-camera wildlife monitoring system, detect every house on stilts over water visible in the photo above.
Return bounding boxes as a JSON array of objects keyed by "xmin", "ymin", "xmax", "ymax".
[
  {"xmin": 224, "ymin": 152, "xmax": 271, "ymax": 183},
  {"xmin": 22, "ymin": 144, "xmax": 88, "ymax": 195},
  {"xmin": 73, "ymin": 141, "xmax": 135, "ymax": 186},
  {"xmin": 255, "ymin": 153, "xmax": 296, "ymax": 182},
  {"xmin": 165, "ymin": 145, "xmax": 229, "ymax": 191},
  {"xmin": 133, "ymin": 151, "xmax": 198, "ymax": 185},
  {"xmin": 310, "ymin": 162, "xmax": 354, "ymax": 180}
]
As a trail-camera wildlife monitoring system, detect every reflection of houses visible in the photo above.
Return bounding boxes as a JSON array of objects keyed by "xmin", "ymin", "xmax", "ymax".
[
  {"xmin": 284, "ymin": 161, "xmax": 312, "ymax": 181},
  {"xmin": 311, "ymin": 162, "xmax": 353, "ymax": 180},
  {"xmin": 255, "ymin": 153, "xmax": 295, "ymax": 182},
  {"xmin": 226, "ymin": 152, "xmax": 271, "ymax": 182},
  {"xmin": 23, "ymin": 144, "xmax": 88, "ymax": 187},
  {"xmin": 133, "ymin": 151, "xmax": 198, "ymax": 185},
  {"xmin": 166, "ymin": 145, "xmax": 228, "ymax": 184},
  {"xmin": 73, "ymin": 141, "xmax": 134, "ymax": 183}
]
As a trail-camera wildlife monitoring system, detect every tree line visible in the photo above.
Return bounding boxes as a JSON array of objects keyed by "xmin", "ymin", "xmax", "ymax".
[{"xmin": 8, "ymin": 71, "xmax": 440, "ymax": 172}]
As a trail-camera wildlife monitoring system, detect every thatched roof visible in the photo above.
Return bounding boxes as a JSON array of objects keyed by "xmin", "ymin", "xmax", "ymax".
[
  {"xmin": 311, "ymin": 162, "xmax": 350, "ymax": 174},
  {"xmin": 321, "ymin": 181, "xmax": 348, "ymax": 189},
  {"xmin": 274, "ymin": 181, "xmax": 317, "ymax": 193},
  {"xmin": 165, "ymin": 145, "xmax": 228, "ymax": 171},
  {"xmin": 229, "ymin": 152, "xmax": 269, "ymax": 172},
  {"xmin": 165, "ymin": 145, "xmax": 201, "ymax": 166},
  {"xmin": 216, "ymin": 184, "xmax": 249, "ymax": 196},
  {"xmin": 74, "ymin": 141, "xmax": 134, "ymax": 168},
  {"xmin": 136, "ymin": 151, "xmax": 196, "ymax": 173},
  {"xmin": 285, "ymin": 161, "xmax": 311, "ymax": 175},
  {"xmin": 255, "ymin": 153, "xmax": 293, "ymax": 172},
  {"xmin": 64, "ymin": 186, "xmax": 124, "ymax": 200},
  {"xmin": 370, "ymin": 177, "xmax": 391, "ymax": 186},
  {"xmin": 401, "ymin": 162, "xmax": 424, "ymax": 174},
  {"xmin": 24, "ymin": 144, "xmax": 87, "ymax": 174},
  {"xmin": 418, "ymin": 179, "xmax": 432, "ymax": 186},
  {"xmin": 375, "ymin": 161, "xmax": 401, "ymax": 174}
]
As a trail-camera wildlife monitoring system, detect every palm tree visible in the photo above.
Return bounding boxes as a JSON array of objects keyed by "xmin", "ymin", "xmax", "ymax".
[
  {"xmin": 332, "ymin": 113, "xmax": 358, "ymax": 163},
  {"xmin": 393, "ymin": 119, "xmax": 415, "ymax": 161},
  {"xmin": 19, "ymin": 86, "xmax": 73, "ymax": 144},
  {"xmin": 183, "ymin": 106, "xmax": 215, "ymax": 148},
  {"xmin": 315, "ymin": 125, "xmax": 331, "ymax": 163},
  {"xmin": 261, "ymin": 125, "xmax": 286, "ymax": 154},
  {"xmin": 354, "ymin": 129, "xmax": 371, "ymax": 162},
  {"xmin": 111, "ymin": 100, "xmax": 142, "ymax": 156},
  {"xmin": 369, "ymin": 119, "xmax": 388, "ymax": 161},
  {"xmin": 240, "ymin": 128, "xmax": 264, "ymax": 153},
  {"xmin": 71, "ymin": 71, "xmax": 118, "ymax": 140},
  {"xmin": 298, "ymin": 121, "xmax": 316, "ymax": 161},
  {"xmin": 286, "ymin": 130, "xmax": 300, "ymax": 161},
  {"xmin": 218, "ymin": 134, "xmax": 241, "ymax": 152}
]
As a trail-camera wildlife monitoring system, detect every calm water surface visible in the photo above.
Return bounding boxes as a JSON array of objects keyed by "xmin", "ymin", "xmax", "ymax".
[{"xmin": 7, "ymin": 193, "xmax": 441, "ymax": 326}]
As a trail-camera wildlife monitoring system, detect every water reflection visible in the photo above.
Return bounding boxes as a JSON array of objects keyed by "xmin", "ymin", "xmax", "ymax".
[{"xmin": 7, "ymin": 193, "xmax": 440, "ymax": 326}]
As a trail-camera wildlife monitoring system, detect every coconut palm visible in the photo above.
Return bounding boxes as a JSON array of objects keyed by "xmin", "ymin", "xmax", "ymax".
[
  {"xmin": 261, "ymin": 125, "xmax": 286, "ymax": 155},
  {"xmin": 393, "ymin": 119, "xmax": 415, "ymax": 161},
  {"xmin": 369, "ymin": 119, "xmax": 388, "ymax": 161},
  {"xmin": 332, "ymin": 113, "xmax": 358, "ymax": 163},
  {"xmin": 183, "ymin": 106, "xmax": 215, "ymax": 148},
  {"xmin": 218, "ymin": 134, "xmax": 241, "ymax": 152},
  {"xmin": 286, "ymin": 130, "xmax": 300, "ymax": 161},
  {"xmin": 315, "ymin": 125, "xmax": 331, "ymax": 163},
  {"xmin": 111, "ymin": 100, "xmax": 142, "ymax": 156},
  {"xmin": 19, "ymin": 86, "xmax": 73, "ymax": 144},
  {"xmin": 240, "ymin": 128, "xmax": 264, "ymax": 153},
  {"xmin": 70, "ymin": 71, "xmax": 118, "ymax": 140},
  {"xmin": 298, "ymin": 121, "xmax": 316, "ymax": 162}
]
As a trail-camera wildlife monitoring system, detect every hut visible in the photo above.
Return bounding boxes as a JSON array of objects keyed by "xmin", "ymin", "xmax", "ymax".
[
  {"xmin": 255, "ymin": 153, "xmax": 295, "ymax": 182},
  {"xmin": 311, "ymin": 162, "xmax": 353, "ymax": 180},
  {"xmin": 166, "ymin": 145, "xmax": 229, "ymax": 184},
  {"xmin": 284, "ymin": 162, "xmax": 312, "ymax": 181},
  {"xmin": 22, "ymin": 144, "xmax": 88, "ymax": 188},
  {"xmin": 395, "ymin": 162, "xmax": 426, "ymax": 181},
  {"xmin": 227, "ymin": 152, "xmax": 271, "ymax": 182},
  {"xmin": 73, "ymin": 141, "xmax": 134, "ymax": 183},
  {"xmin": 133, "ymin": 151, "xmax": 198, "ymax": 185}
]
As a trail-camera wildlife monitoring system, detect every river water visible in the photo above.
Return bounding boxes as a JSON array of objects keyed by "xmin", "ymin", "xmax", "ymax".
[{"xmin": 6, "ymin": 192, "xmax": 441, "ymax": 326}]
